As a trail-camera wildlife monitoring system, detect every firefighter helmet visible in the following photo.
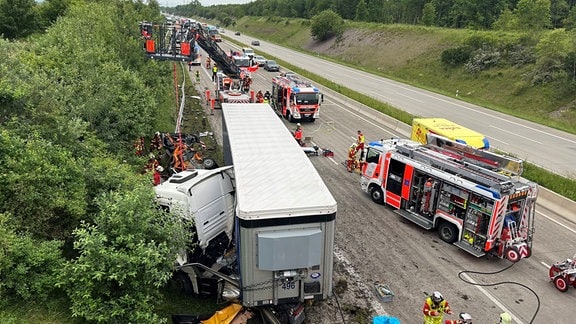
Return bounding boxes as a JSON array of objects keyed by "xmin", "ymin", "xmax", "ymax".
[
  {"xmin": 459, "ymin": 312, "xmax": 472, "ymax": 323},
  {"xmin": 431, "ymin": 291, "xmax": 443, "ymax": 303},
  {"xmin": 156, "ymin": 166, "xmax": 164, "ymax": 172}
]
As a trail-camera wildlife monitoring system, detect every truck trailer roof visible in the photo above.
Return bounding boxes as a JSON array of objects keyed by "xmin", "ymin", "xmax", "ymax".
[{"xmin": 221, "ymin": 103, "xmax": 337, "ymax": 220}]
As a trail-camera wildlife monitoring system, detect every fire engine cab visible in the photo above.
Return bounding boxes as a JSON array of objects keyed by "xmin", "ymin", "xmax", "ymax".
[
  {"xmin": 271, "ymin": 74, "xmax": 322, "ymax": 122},
  {"xmin": 360, "ymin": 134, "xmax": 538, "ymax": 262},
  {"xmin": 215, "ymin": 72, "xmax": 251, "ymax": 107}
]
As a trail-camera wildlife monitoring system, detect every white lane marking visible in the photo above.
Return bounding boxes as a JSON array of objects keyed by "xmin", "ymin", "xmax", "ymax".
[
  {"xmin": 541, "ymin": 261, "xmax": 550, "ymax": 268},
  {"xmin": 537, "ymin": 210, "xmax": 576, "ymax": 235},
  {"xmin": 460, "ymin": 272, "xmax": 525, "ymax": 324},
  {"xmin": 334, "ymin": 105, "xmax": 399, "ymax": 138},
  {"xmin": 491, "ymin": 126, "xmax": 543, "ymax": 144}
]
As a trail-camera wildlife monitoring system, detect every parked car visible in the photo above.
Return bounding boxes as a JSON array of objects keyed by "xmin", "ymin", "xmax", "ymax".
[
  {"xmin": 264, "ymin": 60, "xmax": 280, "ymax": 72},
  {"xmin": 235, "ymin": 31, "xmax": 241, "ymax": 35},
  {"xmin": 253, "ymin": 55, "xmax": 267, "ymax": 67},
  {"xmin": 251, "ymin": 40, "xmax": 260, "ymax": 46}
]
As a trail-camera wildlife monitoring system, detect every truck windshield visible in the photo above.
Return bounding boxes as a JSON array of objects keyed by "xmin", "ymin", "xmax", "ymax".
[
  {"xmin": 234, "ymin": 57, "xmax": 251, "ymax": 67},
  {"xmin": 295, "ymin": 93, "xmax": 319, "ymax": 105}
]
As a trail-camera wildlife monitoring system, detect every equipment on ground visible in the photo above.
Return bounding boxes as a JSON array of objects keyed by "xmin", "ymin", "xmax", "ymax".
[
  {"xmin": 360, "ymin": 134, "xmax": 538, "ymax": 262},
  {"xmin": 155, "ymin": 103, "xmax": 337, "ymax": 323},
  {"xmin": 271, "ymin": 74, "xmax": 323, "ymax": 122},
  {"xmin": 549, "ymin": 254, "xmax": 576, "ymax": 292}
]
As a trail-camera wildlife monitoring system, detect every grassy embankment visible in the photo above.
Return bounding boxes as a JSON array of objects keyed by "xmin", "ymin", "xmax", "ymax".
[{"xmin": 228, "ymin": 16, "xmax": 576, "ymax": 200}]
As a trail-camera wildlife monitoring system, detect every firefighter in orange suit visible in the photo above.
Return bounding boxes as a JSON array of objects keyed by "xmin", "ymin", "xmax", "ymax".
[
  {"xmin": 356, "ymin": 130, "xmax": 365, "ymax": 153},
  {"xmin": 423, "ymin": 291, "xmax": 452, "ymax": 324},
  {"xmin": 347, "ymin": 143, "xmax": 357, "ymax": 172}
]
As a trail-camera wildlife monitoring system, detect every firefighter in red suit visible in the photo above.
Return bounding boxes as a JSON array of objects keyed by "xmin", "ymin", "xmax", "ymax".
[
  {"xmin": 423, "ymin": 291, "xmax": 452, "ymax": 324},
  {"xmin": 347, "ymin": 143, "xmax": 357, "ymax": 172},
  {"xmin": 294, "ymin": 124, "xmax": 303, "ymax": 146}
]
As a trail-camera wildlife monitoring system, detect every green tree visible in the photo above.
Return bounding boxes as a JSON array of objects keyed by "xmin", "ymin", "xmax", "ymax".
[
  {"xmin": 0, "ymin": 128, "xmax": 87, "ymax": 240},
  {"xmin": 35, "ymin": 0, "xmax": 70, "ymax": 30},
  {"xmin": 492, "ymin": 7, "xmax": 517, "ymax": 30},
  {"xmin": 310, "ymin": 9, "xmax": 345, "ymax": 41},
  {"xmin": 515, "ymin": 0, "xmax": 551, "ymax": 30},
  {"xmin": 0, "ymin": 214, "xmax": 64, "ymax": 302},
  {"xmin": 59, "ymin": 183, "xmax": 187, "ymax": 323},
  {"xmin": 422, "ymin": 2, "xmax": 436, "ymax": 26},
  {"xmin": 0, "ymin": 0, "xmax": 38, "ymax": 39},
  {"xmin": 354, "ymin": 0, "xmax": 368, "ymax": 22}
]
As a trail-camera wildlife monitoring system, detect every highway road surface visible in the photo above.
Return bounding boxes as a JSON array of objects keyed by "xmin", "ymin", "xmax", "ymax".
[
  {"xmin": 189, "ymin": 37, "xmax": 576, "ymax": 324},
  {"xmin": 226, "ymin": 32, "xmax": 576, "ymax": 180}
]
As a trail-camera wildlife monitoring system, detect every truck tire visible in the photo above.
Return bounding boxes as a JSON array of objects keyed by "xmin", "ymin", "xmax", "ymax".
[
  {"xmin": 370, "ymin": 186, "xmax": 384, "ymax": 204},
  {"xmin": 173, "ymin": 271, "xmax": 194, "ymax": 295},
  {"xmin": 203, "ymin": 158, "xmax": 218, "ymax": 170},
  {"xmin": 438, "ymin": 222, "xmax": 458, "ymax": 243}
]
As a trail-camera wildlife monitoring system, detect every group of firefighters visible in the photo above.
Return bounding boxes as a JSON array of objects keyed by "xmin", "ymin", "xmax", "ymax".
[
  {"xmin": 347, "ymin": 130, "xmax": 365, "ymax": 172},
  {"xmin": 140, "ymin": 132, "xmax": 206, "ymax": 186}
]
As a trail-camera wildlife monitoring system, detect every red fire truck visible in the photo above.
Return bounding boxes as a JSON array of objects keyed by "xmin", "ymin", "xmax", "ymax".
[
  {"xmin": 271, "ymin": 74, "xmax": 323, "ymax": 122},
  {"xmin": 360, "ymin": 134, "xmax": 538, "ymax": 262}
]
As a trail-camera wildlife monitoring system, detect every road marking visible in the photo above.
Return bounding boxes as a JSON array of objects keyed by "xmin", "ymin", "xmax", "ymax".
[
  {"xmin": 491, "ymin": 125, "xmax": 543, "ymax": 144},
  {"xmin": 537, "ymin": 210, "xmax": 576, "ymax": 234},
  {"xmin": 460, "ymin": 272, "xmax": 525, "ymax": 324},
  {"xmin": 541, "ymin": 261, "xmax": 550, "ymax": 268},
  {"xmin": 334, "ymin": 105, "xmax": 399, "ymax": 138}
]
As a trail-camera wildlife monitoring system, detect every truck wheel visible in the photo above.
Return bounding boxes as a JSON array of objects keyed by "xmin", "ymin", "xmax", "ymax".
[
  {"xmin": 554, "ymin": 276, "xmax": 569, "ymax": 292},
  {"xmin": 173, "ymin": 271, "xmax": 194, "ymax": 295},
  {"xmin": 438, "ymin": 222, "xmax": 458, "ymax": 243},
  {"xmin": 203, "ymin": 158, "xmax": 218, "ymax": 170},
  {"xmin": 370, "ymin": 186, "xmax": 384, "ymax": 204}
]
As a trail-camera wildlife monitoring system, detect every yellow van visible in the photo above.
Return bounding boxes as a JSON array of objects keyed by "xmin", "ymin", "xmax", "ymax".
[{"xmin": 411, "ymin": 118, "xmax": 490, "ymax": 149}]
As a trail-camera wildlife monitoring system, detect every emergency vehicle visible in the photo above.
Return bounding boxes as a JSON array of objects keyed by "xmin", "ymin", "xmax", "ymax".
[
  {"xmin": 360, "ymin": 134, "xmax": 537, "ymax": 262},
  {"xmin": 412, "ymin": 118, "xmax": 490, "ymax": 149},
  {"xmin": 215, "ymin": 72, "xmax": 251, "ymax": 107},
  {"xmin": 271, "ymin": 74, "xmax": 322, "ymax": 122}
]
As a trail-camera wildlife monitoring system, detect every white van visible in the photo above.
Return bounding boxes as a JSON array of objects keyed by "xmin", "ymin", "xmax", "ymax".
[{"xmin": 155, "ymin": 166, "xmax": 235, "ymax": 254}]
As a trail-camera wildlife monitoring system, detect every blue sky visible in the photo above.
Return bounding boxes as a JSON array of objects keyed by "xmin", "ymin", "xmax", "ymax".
[{"xmin": 160, "ymin": 0, "xmax": 252, "ymax": 7}]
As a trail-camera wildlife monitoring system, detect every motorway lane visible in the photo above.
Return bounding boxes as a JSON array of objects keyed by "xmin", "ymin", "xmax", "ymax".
[
  {"xmin": 190, "ymin": 42, "xmax": 576, "ymax": 323},
  {"xmin": 225, "ymin": 33, "xmax": 576, "ymax": 179}
]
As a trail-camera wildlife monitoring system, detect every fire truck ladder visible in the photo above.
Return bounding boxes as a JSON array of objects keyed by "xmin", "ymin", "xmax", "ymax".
[
  {"xmin": 396, "ymin": 144, "xmax": 514, "ymax": 194},
  {"xmin": 194, "ymin": 23, "xmax": 239, "ymax": 77},
  {"xmin": 426, "ymin": 133, "xmax": 524, "ymax": 176}
]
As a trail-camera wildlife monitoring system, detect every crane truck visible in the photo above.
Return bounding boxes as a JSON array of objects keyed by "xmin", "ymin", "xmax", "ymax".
[
  {"xmin": 155, "ymin": 103, "xmax": 337, "ymax": 323},
  {"xmin": 360, "ymin": 133, "xmax": 537, "ymax": 262}
]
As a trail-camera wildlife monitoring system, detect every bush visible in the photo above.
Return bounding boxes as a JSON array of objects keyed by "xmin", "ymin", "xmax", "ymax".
[
  {"xmin": 0, "ymin": 215, "xmax": 64, "ymax": 302},
  {"xmin": 507, "ymin": 45, "xmax": 536, "ymax": 67},
  {"xmin": 465, "ymin": 47, "xmax": 502, "ymax": 73},
  {"xmin": 441, "ymin": 46, "xmax": 472, "ymax": 66},
  {"xmin": 310, "ymin": 10, "xmax": 345, "ymax": 41}
]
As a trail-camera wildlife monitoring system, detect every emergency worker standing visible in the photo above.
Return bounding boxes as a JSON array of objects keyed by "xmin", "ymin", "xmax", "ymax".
[
  {"xmin": 212, "ymin": 64, "xmax": 218, "ymax": 82},
  {"xmin": 421, "ymin": 177, "xmax": 435, "ymax": 215},
  {"xmin": 423, "ymin": 291, "xmax": 452, "ymax": 324},
  {"xmin": 347, "ymin": 143, "xmax": 357, "ymax": 172},
  {"xmin": 356, "ymin": 130, "xmax": 365, "ymax": 153},
  {"xmin": 294, "ymin": 124, "xmax": 303, "ymax": 146}
]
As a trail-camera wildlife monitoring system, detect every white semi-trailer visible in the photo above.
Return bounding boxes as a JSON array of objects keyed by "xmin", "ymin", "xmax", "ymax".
[{"xmin": 156, "ymin": 103, "xmax": 337, "ymax": 323}]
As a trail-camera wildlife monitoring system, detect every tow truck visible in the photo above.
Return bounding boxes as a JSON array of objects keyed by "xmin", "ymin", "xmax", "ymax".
[
  {"xmin": 271, "ymin": 74, "xmax": 323, "ymax": 122},
  {"xmin": 360, "ymin": 134, "xmax": 538, "ymax": 262}
]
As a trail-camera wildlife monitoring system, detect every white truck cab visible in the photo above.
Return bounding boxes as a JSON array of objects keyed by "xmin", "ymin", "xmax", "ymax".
[
  {"xmin": 155, "ymin": 166, "xmax": 235, "ymax": 255},
  {"xmin": 241, "ymin": 47, "xmax": 254, "ymax": 59}
]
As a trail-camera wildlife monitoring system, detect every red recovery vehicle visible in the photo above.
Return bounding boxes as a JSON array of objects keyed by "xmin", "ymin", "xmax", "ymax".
[
  {"xmin": 271, "ymin": 74, "xmax": 322, "ymax": 122},
  {"xmin": 360, "ymin": 134, "xmax": 538, "ymax": 262}
]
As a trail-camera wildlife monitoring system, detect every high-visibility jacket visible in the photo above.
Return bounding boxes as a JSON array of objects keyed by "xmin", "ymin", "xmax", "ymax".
[
  {"xmin": 423, "ymin": 297, "xmax": 451, "ymax": 324},
  {"xmin": 294, "ymin": 129, "xmax": 303, "ymax": 141}
]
